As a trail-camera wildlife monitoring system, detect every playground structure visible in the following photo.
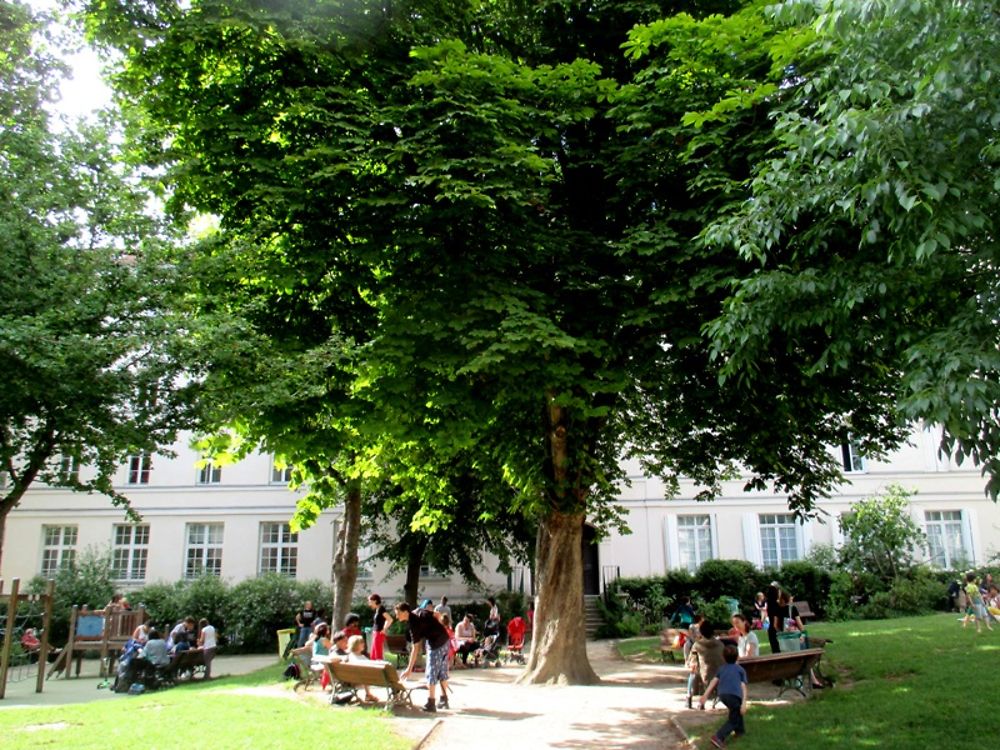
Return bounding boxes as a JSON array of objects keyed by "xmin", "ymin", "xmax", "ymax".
[
  {"xmin": 48, "ymin": 603, "xmax": 148, "ymax": 680},
  {"xmin": 0, "ymin": 577, "xmax": 55, "ymax": 699}
]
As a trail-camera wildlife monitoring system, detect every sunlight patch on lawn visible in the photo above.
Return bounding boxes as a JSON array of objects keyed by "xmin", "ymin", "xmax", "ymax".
[{"xmin": 20, "ymin": 722, "xmax": 74, "ymax": 732}]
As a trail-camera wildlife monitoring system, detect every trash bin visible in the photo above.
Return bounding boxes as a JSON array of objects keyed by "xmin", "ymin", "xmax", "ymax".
[
  {"xmin": 363, "ymin": 626, "xmax": 373, "ymax": 653},
  {"xmin": 777, "ymin": 631, "xmax": 802, "ymax": 652},
  {"xmin": 277, "ymin": 628, "xmax": 295, "ymax": 659}
]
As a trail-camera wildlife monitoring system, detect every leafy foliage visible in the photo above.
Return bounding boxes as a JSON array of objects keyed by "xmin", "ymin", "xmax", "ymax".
[
  {"xmin": 838, "ymin": 484, "xmax": 928, "ymax": 584},
  {"xmin": 0, "ymin": 0, "xmax": 194, "ymax": 567}
]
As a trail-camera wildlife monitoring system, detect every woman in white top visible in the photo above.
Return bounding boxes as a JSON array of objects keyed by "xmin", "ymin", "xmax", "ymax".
[
  {"xmin": 731, "ymin": 614, "xmax": 759, "ymax": 658},
  {"xmin": 347, "ymin": 635, "xmax": 381, "ymax": 702},
  {"xmin": 197, "ymin": 618, "xmax": 218, "ymax": 679}
]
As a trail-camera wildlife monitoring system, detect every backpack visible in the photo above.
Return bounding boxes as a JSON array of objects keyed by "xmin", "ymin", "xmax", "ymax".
[{"xmin": 282, "ymin": 662, "xmax": 301, "ymax": 680}]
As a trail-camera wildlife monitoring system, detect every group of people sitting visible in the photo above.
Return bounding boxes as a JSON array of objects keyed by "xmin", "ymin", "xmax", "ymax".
[
  {"xmin": 675, "ymin": 582, "xmax": 818, "ymax": 710},
  {"xmin": 127, "ymin": 615, "xmax": 217, "ymax": 678}
]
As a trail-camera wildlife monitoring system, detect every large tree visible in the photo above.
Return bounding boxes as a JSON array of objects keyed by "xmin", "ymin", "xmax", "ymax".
[
  {"xmin": 704, "ymin": 0, "xmax": 1000, "ymax": 495},
  {"xmin": 0, "ymin": 0, "xmax": 193, "ymax": 568},
  {"xmin": 85, "ymin": 0, "xmax": 909, "ymax": 684}
]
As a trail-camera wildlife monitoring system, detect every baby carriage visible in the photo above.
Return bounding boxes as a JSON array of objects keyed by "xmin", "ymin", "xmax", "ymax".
[{"xmin": 473, "ymin": 634, "xmax": 502, "ymax": 667}]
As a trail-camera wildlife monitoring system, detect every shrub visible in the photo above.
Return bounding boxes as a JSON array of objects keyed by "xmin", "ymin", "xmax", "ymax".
[
  {"xmin": 700, "ymin": 596, "xmax": 738, "ymax": 631},
  {"xmin": 776, "ymin": 560, "xmax": 833, "ymax": 618},
  {"xmin": 227, "ymin": 574, "xmax": 302, "ymax": 652},
  {"xmin": 133, "ymin": 581, "xmax": 186, "ymax": 632},
  {"xmin": 694, "ymin": 559, "xmax": 761, "ymax": 607}
]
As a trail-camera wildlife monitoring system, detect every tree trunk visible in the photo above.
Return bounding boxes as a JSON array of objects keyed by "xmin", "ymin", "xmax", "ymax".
[
  {"xmin": 331, "ymin": 479, "xmax": 362, "ymax": 629},
  {"xmin": 0, "ymin": 509, "xmax": 6, "ymax": 574},
  {"xmin": 518, "ymin": 510, "xmax": 599, "ymax": 685},
  {"xmin": 403, "ymin": 538, "xmax": 427, "ymax": 607}
]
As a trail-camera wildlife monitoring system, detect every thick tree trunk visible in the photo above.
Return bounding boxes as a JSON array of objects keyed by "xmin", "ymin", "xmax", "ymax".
[
  {"xmin": 518, "ymin": 510, "xmax": 599, "ymax": 684},
  {"xmin": 331, "ymin": 480, "xmax": 362, "ymax": 629},
  {"xmin": 402, "ymin": 538, "xmax": 427, "ymax": 607}
]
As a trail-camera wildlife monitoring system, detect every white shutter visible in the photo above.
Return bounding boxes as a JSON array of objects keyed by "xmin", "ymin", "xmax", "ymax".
[
  {"xmin": 799, "ymin": 518, "xmax": 813, "ymax": 559},
  {"xmin": 710, "ymin": 514, "xmax": 720, "ymax": 560},
  {"xmin": 961, "ymin": 509, "xmax": 978, "ymax": 565},
  {"xmin": 665, "ymin": 516, "xmax": 679, "ymax": 570},
  {"xmin": 742, "ymin": 513, "xmax": 763, "ymax": 567}
]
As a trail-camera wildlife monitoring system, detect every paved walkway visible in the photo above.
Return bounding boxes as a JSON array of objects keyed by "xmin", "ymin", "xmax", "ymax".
[{"xmin": 0, "ymin": 654, "xmax": 275, "ymax": 708}]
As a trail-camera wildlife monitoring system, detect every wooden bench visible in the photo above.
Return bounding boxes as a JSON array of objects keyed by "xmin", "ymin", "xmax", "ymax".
[
  {"xmin": 327, "ymin": 660, "xmax": 426, "ymax": 710},
  {"xmin": 738, "ymin": 647, "xmax": 825, "ymax": 698},
  {"xmin": 660, "ymin": 628, "xmax": 687, "ymax": 663},
  {"xmin": 163, "ymin": 648, "xmax": 206, "ymax": 683},
  {"xmin": 794, "ymin": 600, "xmax": 816, "ymax": 621}
]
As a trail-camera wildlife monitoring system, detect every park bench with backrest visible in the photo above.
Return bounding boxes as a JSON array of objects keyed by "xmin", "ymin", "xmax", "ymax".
[
  {"xmin": 794, "ymin": 600, "xmax": 816, "ymax": 621},
  {"xmin": 161, "ymin": 648, "xmax": 206, "ymax": 684},
  {"xmin": 327, "ymin": 660, "xmax": 426, "ymax": 710},
  {"xmin": 738, "ymin": 647, "xmax": 825, "ymax": 697}
]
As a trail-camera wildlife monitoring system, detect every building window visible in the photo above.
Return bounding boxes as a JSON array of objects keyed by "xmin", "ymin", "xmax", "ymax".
[
  {"xmin": 271, "ymin": 462, "xmax": 293, "ymax": 484},
  {"xmin": 840, "ymin": 441, "xmax": 866, "ymax": 473},
  {"xmin": 677, "ymin": 515, "xmax": 714, "ymax": 573},
  {"xmin": 759, "ymin": 514, "xmax": 801, "ymax": 568},
  {"xmin": 184, "ymin": 523, "xmax": 224, "ymax": 578},
  {"xmin": 41, "ymin": 525, "xmax": 77, "ymax": 575},
  {"xmin": 925, "ymin": 511, "xmax": 968, "ymax": 568},
  {"xmin": 112, "ymin": 525, "xmax": 150, "ymax": 581},
  {"xmin": 420, "ymin": 564, "xmax": 445, "ymax": 579},
  {"xmin": 127, "ymin": 454, "xmax": 152, "ymax": 485},
  {"xmin": 259, "ymin": 522, "xmax": 298, "ymax": 577},
  {"xmin": 58, "ymin": 455, "xmax": 80, "ymax": 482},
  {"xmin": 197, "ymin": 461, "xmax": 222, "ymax": 485}
]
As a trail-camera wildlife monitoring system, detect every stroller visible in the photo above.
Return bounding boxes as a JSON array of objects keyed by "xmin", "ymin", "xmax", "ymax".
[
  {"xmin": 473, "ymin": 634, "xmax": 503, "ymax": 667},
  {"xmin": 504, "ymin": 616, "xmax": 527, "ymax": 665}
]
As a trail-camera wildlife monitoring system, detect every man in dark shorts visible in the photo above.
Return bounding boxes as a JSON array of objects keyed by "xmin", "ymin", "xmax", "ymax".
[
  {"xmin": 296, "ymin": 600, "xmax": 318, "ymax": 647},
  {"xmin": 395, "ymin": 602, "xmax": 451, "ymax": 712}
]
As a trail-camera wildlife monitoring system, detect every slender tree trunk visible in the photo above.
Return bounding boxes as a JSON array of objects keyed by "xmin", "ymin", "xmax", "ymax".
[
  {"xmin": 331, "ymin": 479, "xmax": 362, "ymax": 629},
  {"xmin": 518, "ymin": 510, "xmax": 599, "ymax": 684},
  {"xmin": 0, "ymin": 510, "xmax": 6, "ymax": 574},
  {"xmin": 403, "ymin": 538, "xmax": 427, "ymax": 607}
]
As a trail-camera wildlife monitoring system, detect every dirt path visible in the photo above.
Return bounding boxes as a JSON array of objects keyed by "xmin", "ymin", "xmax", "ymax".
[{"xmin": 389, "ymin": 642, "xmax": 692, "ymax": 750}]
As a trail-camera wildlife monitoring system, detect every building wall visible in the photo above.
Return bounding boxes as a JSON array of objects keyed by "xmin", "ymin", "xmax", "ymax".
[{"xmin": 4, "ymin": 425, "xmax": 998, "ymax": 599}]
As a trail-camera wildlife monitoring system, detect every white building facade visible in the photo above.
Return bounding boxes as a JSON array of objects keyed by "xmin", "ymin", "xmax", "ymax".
[{"xmin": 3, "ymin": 425, "xmax": 998, "ymax": 597}]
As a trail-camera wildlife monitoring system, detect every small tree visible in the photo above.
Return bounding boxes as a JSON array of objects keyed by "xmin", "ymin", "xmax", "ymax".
[{"xmin": 838, "ymin": 485, "xmax": 927, "ymax": 584}]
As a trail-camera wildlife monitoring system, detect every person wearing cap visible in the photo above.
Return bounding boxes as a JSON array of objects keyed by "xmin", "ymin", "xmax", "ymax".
[{"xmin": 421, "ymin": 599, "xmax": 434, "ymax": 611}]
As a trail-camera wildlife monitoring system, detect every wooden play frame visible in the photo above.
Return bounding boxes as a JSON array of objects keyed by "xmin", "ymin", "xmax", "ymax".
[{"xmin": 0, "ymin": 577, "xmax": 56, "ymax": 699}]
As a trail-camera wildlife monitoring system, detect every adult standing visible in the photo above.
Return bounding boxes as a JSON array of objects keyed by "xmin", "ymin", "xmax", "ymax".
[
  {"xmin": 485, "ymin": 596, "xmax": 501, "ymax": 636},
  {"xmin": 395, "ymin": 602, "xmax": 452, "ymax": 712},
  {"xmin": 434, "ymin": 596, "xmax": 452, "ymax": 621},
  {"xmin": 367, "ymin": 593, "xmax": 394, "ymax": 660},
  {"xmin": 765, "ymin": 582, "xmax": 782, "ymax": 654},
  {"xmin": 296, "ymin": 600, "xmax": 318, "ymax": 647},
  {"xmin": 197, "ymin": 618, "xmax": 217, "ymax": 679}
]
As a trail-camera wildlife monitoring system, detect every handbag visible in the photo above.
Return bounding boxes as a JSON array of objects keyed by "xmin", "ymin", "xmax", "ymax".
[{"xmin": 784, "ymin": 604, "xmax": 800, "ymax": 632}]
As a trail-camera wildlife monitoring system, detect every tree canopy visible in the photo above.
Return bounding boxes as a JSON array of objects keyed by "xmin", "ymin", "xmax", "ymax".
[
  {"xmin": 0, "ymin": 0, "xmax": 194, "ymax": 568},
  {"xmin": 80, "ymin": 0, "xmax": 1000, "ymax": 683}
]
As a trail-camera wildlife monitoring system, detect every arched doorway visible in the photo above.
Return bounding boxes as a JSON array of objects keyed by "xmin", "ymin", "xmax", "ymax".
[{"xmin": 582, "ymin": 524, "xmax": 600, "ymax": 595}]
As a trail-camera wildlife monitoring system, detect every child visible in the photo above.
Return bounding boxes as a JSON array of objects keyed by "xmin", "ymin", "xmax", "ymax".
[
  {"xmin": 962, "ymin": 572, "xmax": 993, "ymax": 633},
  {"xmin": 753, "ymin": 592, "xmax": 767, "ymax": 630},
  {"xmin": 346, "ymin": 634, "xmax": 381, "ymax": 702},
  {"xmin": 699, "ymin": 645, "xmax": 748, "ymax": 749}
]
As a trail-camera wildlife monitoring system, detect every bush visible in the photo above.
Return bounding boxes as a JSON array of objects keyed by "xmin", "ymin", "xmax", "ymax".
[
  {"xmin": 700, "ymin": 596, "xmax": 738, "ymax": 631},
  {"xmin": 776, "ymin": 560, "xmax": 833, "ymax": 618},
  {"xmin": 694, "ymin": 559, "xmax": 762, "ymax": 608},
  {"xmin": 226, "ymin": 574, "xmax": 306, "ymax": 652},
  {"xmin": 133, "ymin": 581, "xmax": 186, "ymax": 632}
]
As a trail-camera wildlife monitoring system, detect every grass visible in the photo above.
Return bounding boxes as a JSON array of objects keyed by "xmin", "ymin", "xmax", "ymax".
[
  {"xmin": 0, "ymin": 663, "xmax": 412, "ymax": 750},
  {"xmin": 620, "ymin": 613, "xmax": 997, "ymax": 749}
]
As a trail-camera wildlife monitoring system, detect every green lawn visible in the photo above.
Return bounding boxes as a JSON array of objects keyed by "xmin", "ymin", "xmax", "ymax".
[
  {"xmin": 622, "ymin": 613, "xmax": 995, "ymax": 749},
  {"xmin": 0, "ymin": 664, "xmax": 411, "ymax": 750}
]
